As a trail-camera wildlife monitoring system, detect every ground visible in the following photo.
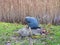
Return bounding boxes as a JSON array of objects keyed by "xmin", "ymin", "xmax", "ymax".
[{"xmin": 0, "ymin": 22, "xmax": 60, "ymax": 45}]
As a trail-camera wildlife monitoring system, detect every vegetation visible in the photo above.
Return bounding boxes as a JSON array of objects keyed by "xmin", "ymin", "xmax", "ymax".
[
  {"xmin": 0, "ymin": 0, "xmax": 60, "ymax": 24},
  {"xmin": 0, "ymin": 22, "xmax": 60, "ymax": 45},
  {"xmin": 0, "ymin": 22, "xmax": 23, "ymax": 45}
]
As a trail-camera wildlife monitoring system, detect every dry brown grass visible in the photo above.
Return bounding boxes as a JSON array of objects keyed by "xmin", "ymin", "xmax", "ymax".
[{"xmin": 0, "ymin": 0, "xmax": 60, "ymax": 24}]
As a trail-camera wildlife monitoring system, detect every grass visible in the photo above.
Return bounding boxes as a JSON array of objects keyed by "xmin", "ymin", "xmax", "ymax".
[
  {"xmin": 0, "ymin": 22, "xmax": 60, "ymax": 45},
  {"xmin": 0, "ymin": 22, "xmax": 23, "ymax": 36},
  {"xmin": 0, "ymin": 22, "xmax": 24, "ymax": 45}
]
